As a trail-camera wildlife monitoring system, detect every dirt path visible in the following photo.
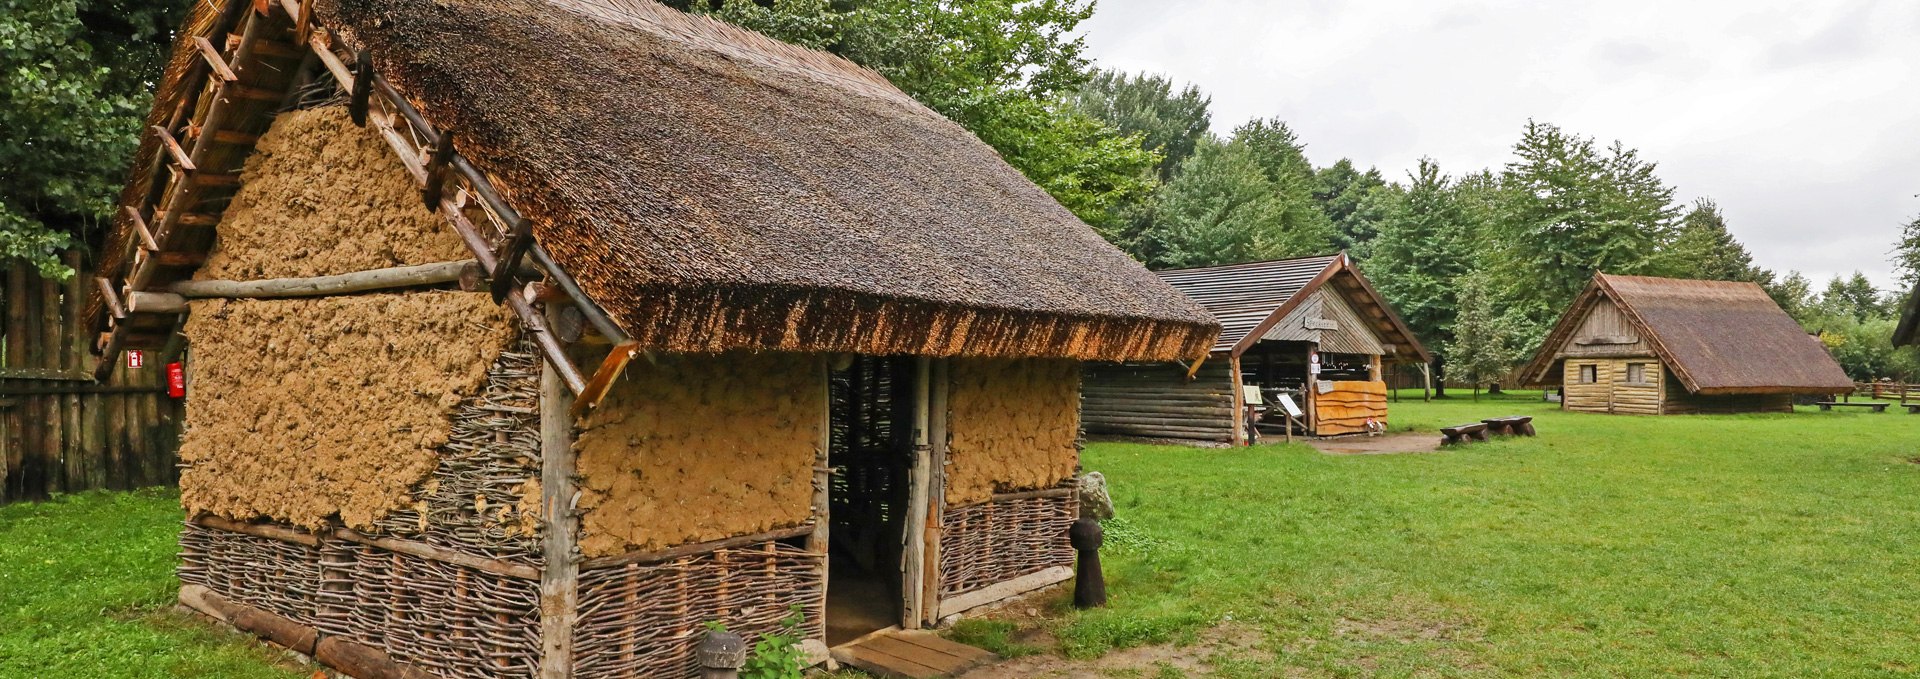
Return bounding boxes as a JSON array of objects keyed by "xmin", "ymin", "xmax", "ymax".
[{"xmin": 1306, "ymin": 432, "xmax": 1441, "ymax": 455}]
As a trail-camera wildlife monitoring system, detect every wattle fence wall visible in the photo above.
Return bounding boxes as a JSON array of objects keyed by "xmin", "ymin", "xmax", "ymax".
[{"xmin": 1, "ymin": 254, "xmax": 182, "ymax": 504}]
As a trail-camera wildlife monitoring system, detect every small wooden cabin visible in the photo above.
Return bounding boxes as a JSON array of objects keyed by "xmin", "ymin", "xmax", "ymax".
[
  {"xmin": 1520, "ymin": 273, "xmax": 1852, "ymax": 414},
  {"xmin": 84, "ymin": 1, "xmax": 1218, "ymax": 677},
  {"xmin": 1083, "ymin": 254, "xmax": 1429, "ymax": 443}
]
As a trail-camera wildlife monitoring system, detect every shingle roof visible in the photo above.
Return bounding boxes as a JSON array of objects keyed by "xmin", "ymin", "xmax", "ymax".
[{"xmin": 1155, "ymin": 254, "xmax": 1428, "ymax": 360}]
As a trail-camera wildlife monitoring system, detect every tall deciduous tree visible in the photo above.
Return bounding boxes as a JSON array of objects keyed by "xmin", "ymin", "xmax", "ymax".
[
  {"xmin": 1068, "ymin": 69, "xmax": 1212, "ymax": 180},
  {"xmin": 1491, "ymin": 121, "xmax": 1680, "ymax": 345},
  {"xmin": 1230, "ymin": 118, "xmax": 1335, "ymax": 252},
  {"xmin": 1, "ymin": 0, "xmax": 183, "ymax": 278}
]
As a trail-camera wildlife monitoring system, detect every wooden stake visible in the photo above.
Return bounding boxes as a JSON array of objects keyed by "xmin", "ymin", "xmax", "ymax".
[
  {"xmin": 901, "ymin": 357, "xmax": 932, "ymax": 628},
  {"xmin": 537, "ymin": 314, "xmax": 580, "ymax": 679}
]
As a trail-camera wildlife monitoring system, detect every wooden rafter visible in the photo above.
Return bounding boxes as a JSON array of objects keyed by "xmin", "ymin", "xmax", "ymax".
[{"xmin": 192, "ymin": 36, "xmax": 239, "ymax": 82}]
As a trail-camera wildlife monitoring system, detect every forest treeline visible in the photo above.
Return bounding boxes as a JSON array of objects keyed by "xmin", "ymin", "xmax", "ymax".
[{"xmin": 7, "ymin": 0, "xmax": 1918, "ymax": 383}]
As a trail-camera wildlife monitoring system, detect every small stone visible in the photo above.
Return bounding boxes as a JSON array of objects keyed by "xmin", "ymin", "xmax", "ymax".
[{"xmin": 1078, "ymin": 471, "xmax": 1115, "ymax": 520}]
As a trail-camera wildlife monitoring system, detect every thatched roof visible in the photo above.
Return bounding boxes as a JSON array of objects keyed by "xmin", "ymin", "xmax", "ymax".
[
  {"xmin": 1155, "ymin": 253, "xmax": 1429, "ymax": 360},
  {"xmin": 305, "ymin": 0, "xmax": 1217, "ymax": 361},
  {"xmin": 1522, "ymin": 273, "xmax": 1852, "ymax": 395}
]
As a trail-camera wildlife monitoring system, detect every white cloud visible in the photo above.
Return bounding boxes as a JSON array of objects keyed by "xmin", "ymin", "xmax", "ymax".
[{"xmin": 1079, "ymin": 0, "xmax": 1920, "ymax": 289}]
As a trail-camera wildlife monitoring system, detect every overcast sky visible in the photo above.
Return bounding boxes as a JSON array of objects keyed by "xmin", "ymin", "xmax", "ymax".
[{"xmin": 1078, "ymin": 0, "xmax": 1920, "ymax": 291}]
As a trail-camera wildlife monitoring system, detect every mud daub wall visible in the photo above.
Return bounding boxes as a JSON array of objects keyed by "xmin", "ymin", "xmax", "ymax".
[
  {"xmin": 197, "ymin": 105, "xmax": 468, "ymax": 281},
  {"xmin": 179, "ymin": 293, "xmax": 516, "ymax": 529},
  {"xmin": 945, "ymin": 358, "xmax": 1080, "ymax": 506},
  {"xmin": 574, "ymin": 352, "xmax": 824, "ymax": 557}
]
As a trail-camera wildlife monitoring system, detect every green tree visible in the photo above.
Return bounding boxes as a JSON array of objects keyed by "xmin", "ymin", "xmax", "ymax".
[
  {"xmin": 1768, "ymin": 270, "xmax": 1818, "ymax": 324},
  {"xmin": 1490, "ymin": 121, "xmax": 1681, "ymax": 345},
  {"xmin": 689, "ymin": 0, "xmax": 1156, "ymax": 230},
  {"xmin": 1152, "ymin": 139, "xmax": 1309, "ymax": 268},
  {"xmin": 1313, "ymin": 159, "xmax": 1388, "ymax": 252},
  {"xmin": 1893, "ymin": 209, "xmax": 1920, "ymax": 288},
  {"xmin": 1068, "ymin": 69, "xmax": 1212, "ymax": 180},
  {"xmin": 1362, "ymin": 160, "xmax": 1487, "ymax": 398},
  {"xmin": 1818, "ymin": 272, "xmax": 1886, "ymax": 323},
  {"xmin": 1668, "ymin": 198, "xmax": 1769, "ymax": 283},
  {"xmin": 1364, "ymin": 160, "xmax": 1471, "ymax": 348},
  {"xmin": 1445, "ymin": 273, "xmax": 1522, "ymax": 400},
  {"xmin": 1, "ymin": 0, "xmax": 184, "ymax": 278},
  {"xmin": 1230, "ymin": 118, "xmax": 1335, "ymax": 252}
]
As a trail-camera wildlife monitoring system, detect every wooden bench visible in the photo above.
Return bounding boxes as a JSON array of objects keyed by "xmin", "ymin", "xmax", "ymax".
[
  {"xmin": 1440, "ymin": 423, "xmax": 1489, "ymax": 445},
  {"xmin": 1815, "ymin": 402, "xmax": 1887, "ymax": 412},
  {"xmin": 1482, "ymin": 416, "xmax": 1535, "ymax": 437},
  {"xmin": 1903, "ymin": 404, "xmax": 1920, "ymax": 414}
]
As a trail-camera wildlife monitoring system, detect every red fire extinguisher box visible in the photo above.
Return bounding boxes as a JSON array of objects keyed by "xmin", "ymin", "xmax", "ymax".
[{"xmin": 167, "ymin": 362, "xmax": 186, "ymax": 399}]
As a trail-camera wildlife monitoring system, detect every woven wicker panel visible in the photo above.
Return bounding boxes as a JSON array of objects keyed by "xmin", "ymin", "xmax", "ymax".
[
  {"xmin": 335, "ymin": 543, "xmax": 541, "ymax": 679},
  {"xmin": 181, "ymin": 523, "xmax": 542, "ymax": 679},
  {"xmin": 179, "ymin": 522, "xmax": 323, "ymax": 626},
  {"xmin": 372, "ymin": 335, "xmax": 544, "ymax": 565},
  {"xmin": 938, "ymin": 490, "xmax": 1076, "ymax": 598},
  {"xmin": 573, "ymin": 541, "xmax": 824, "ymax": 679}
]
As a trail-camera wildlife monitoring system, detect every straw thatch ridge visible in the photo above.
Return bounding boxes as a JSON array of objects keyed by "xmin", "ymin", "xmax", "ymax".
[
  {"xmin": 1523, "ymin": 273, "xmax": 1853, "ymax": 395},
  {"xmin": 305, "ymin": 0, "xmax": 1216, "ymax": 362}
]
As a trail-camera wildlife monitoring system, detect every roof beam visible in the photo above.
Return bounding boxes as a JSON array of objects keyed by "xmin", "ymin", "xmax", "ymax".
[{"xmin": 193, "ymin": 36, "xmax": 239, "ymax": 83}]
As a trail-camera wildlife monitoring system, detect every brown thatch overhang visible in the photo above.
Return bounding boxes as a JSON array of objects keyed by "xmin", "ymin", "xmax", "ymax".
[
  {"xmin": 1155, "ymin": 253, "xmax": 1431, "ymax": 362},
  {"xmin": 1521, "ymin": 273, "xmax": 1853, "ymax": 395},
  {"xmin": 92, "ymin": 0, "xmax": 1218, "ymax": 364},
  {"xmin": 328, "ymin": 0, "xmax": 1216, "ymax": 361}
]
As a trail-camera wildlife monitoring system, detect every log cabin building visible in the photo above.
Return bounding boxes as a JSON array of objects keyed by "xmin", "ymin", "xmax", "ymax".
[
  {"xmin": 82, "ymin": 0, "xmax": 1219, "ymax": 676},
  {"xmin": 1520, "ymin": 273, "xmax": 1852, "ymax": 414},
  {"xmin": 1083, "ymin": 254, "xmax": 1429, "ymax": 444}
]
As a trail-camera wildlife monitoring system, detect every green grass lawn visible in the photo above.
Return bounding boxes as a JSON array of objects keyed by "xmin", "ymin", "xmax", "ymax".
[
  {"xmin": 0, "ymin": 488, "xmax": 303, "ymax": 678},
  {"xmin": 6, "ymin": 396, "xmax": 1920, "ymax": 677},
  {"xmin": 1064, "ymin": 395, "xmax": 1920, "ymax": 677}
]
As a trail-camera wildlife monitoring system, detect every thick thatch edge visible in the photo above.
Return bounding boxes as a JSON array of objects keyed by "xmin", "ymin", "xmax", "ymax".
[
  {"xmin": 319, "ymin": 0, "xmax": 1218, "ymax": 363},
  {"xmin": 607, "ymin": 281, "xmax": 1218, "ymax": 362}
]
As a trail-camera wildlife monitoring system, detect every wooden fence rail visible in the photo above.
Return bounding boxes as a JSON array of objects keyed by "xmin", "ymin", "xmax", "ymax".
[
  {"xmin": 1849, "ymin": 381, "xmax": 1914, "ymax": 404},
  {"xmin": 2, "ymin": 255, "xmax": 181, "ymax": 504}
]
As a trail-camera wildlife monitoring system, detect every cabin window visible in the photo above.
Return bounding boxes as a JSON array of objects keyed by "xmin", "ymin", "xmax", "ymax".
[
  {"xmin": 1625, "ymin": 363, "xmax": 1649, "ymax": 385},
  {"xmin": 1578, "ymin": 364, "xmax": 1598, "ymax": 384}
]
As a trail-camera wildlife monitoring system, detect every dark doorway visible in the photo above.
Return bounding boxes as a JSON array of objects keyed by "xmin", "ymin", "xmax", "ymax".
[{"xmin": 825, "ymin": 355, "xmax": 915, "ymax": 645}]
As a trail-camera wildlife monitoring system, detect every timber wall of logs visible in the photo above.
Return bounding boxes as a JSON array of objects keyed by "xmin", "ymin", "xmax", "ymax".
[
  {"xmin": 2, "ymin": 256, "xmax": 181, "ymax": 504},
  {"xmin": 1081, "ymin": 361, "xmax": 1234, "ymax": 442}
]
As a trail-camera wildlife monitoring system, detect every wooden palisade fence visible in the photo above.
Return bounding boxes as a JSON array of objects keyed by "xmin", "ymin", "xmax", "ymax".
[{"xmin": 1, "ymin": 253, "xmax": 180, "ymax": 504}]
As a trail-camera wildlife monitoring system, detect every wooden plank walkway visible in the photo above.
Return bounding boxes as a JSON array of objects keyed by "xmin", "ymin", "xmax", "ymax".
[{"xmin": 832, "ymin": 629, "xmax": 997, "ymax": 678}]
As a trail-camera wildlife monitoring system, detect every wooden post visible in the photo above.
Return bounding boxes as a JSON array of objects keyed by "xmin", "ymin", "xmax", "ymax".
[
  {"xmin": 2, "ymin": 262, "xmax": 25, "ymax": 502},
  {"xmin": 537, "ymin": 326, "xmax": 580, "ymax": 679},
  {"xmin": 1228, "ymin": 354, "xmax": 1245, "ymax": 446},
  {"xmin": 808, "ymin": 355, "xmax": 831, "ymax": 643},
  {"xmin": 901, "ymin": 356, "xmax": 932, "ymax": 628},
  {"xmin": 62, "ymin": 251, "xmax": 86, "ymax": 492},
  {"xmin": 921, "ymin": 358, "xmax": 949, "ymax": 626}
]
